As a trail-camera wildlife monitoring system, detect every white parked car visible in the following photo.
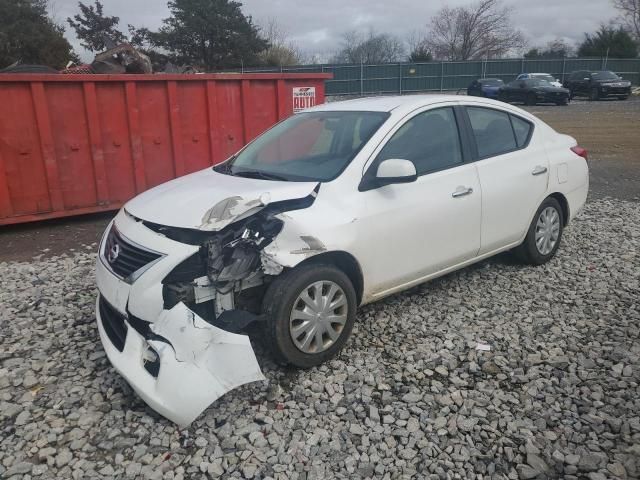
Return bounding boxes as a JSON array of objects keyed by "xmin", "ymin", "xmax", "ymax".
[
  {"xmin": 96, "ymin": 95, "xmax": 589, "ymax": 425},
  {"xmin": 516, "ymin": 73, "xmax": 564, "ymax": 88}
]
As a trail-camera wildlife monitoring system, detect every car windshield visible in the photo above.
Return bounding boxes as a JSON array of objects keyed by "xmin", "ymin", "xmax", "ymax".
[
  {"xmin": 591, "ymin": 71, "xmax": 620, "ymax": 80},
  {"xmin": 526, "ymin": 79, "xmax": 552, "ymax": 87},
  {"xmin": 480, "ymin": 79, "xmax": 503, "ymax": 86},
  {"xmin": 532, "ymin": 74, "xmax": 555, "ymax": 82},
  {"xmin": 215, "ymin": 111, "xmax": 389, "ymax": 182}
]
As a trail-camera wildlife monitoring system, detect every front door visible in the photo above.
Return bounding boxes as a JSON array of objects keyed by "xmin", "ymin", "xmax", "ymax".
[{"xmin": 359, "ymin": 106, "xmax": 482, "ymax": 296}]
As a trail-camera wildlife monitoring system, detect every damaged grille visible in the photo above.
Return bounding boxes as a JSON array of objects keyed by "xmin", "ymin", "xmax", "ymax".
[
  {"xmin": 98, "ymin": 295, "xmax": 127, "ymax": 352},
  {"xmin": 103, "ymin": 226, "xmax": 162, "ymax": 281}
]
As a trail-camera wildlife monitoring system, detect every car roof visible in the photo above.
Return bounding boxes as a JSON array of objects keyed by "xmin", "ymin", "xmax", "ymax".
[{"xmin": 307, "ymin": 94, "xmax": 508, "ymax": 113}]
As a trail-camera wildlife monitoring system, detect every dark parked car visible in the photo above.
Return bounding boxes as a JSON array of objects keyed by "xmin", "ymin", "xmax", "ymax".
[
  {"xmin": 498, "ymin": 79, "xmax": 570, "ymax": 106},
  {"xmin": 467, "ymin": 78, "xmax": 504, "ymax": 99},
  {"xmin": 563, "ymin": 70, "xmax": 631, "ymax": 100}
]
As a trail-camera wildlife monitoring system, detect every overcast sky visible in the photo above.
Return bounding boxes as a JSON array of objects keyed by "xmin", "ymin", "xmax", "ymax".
[{"xmin": 51, "ymin": 0, "xmax": 614, "ymax": 61}]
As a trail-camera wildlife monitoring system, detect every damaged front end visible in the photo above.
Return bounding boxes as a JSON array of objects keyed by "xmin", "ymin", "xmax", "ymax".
[{"xmin": 95, "ymin": 185, "xmax": 318, "ymax": 426}]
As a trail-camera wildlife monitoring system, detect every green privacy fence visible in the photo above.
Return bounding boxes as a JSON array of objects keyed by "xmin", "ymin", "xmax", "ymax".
[{"xmin": 238, "ymin": 58, "xmax": 640, "ymax": 96}]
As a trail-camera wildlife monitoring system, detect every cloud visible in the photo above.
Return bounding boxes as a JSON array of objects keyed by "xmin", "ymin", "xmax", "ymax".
[{"xmin": 56, "ymin": 0, "xmax": 610, "ymax": 61}]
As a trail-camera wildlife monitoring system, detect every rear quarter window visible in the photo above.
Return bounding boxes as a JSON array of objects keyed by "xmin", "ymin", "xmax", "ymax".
[{"xmin": 511, "ymin": 116, "xmax": 533, "ymax": 148}]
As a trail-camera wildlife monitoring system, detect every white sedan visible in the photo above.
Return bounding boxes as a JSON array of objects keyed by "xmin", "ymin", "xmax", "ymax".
[{"xmin": 95, "ymin": 95, "xmax": 589, "ymax": 425}]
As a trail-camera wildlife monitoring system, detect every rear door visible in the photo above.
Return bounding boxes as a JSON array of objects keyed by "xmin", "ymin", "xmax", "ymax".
[{"xmin": 462, "ymin": 105, "xmax": 549, "ymax": 255}]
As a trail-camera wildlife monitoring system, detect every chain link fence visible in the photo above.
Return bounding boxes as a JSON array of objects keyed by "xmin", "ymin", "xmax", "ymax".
[{"xmin": 237, "ymin": 57, "xmax": 640, "ymax": 96}]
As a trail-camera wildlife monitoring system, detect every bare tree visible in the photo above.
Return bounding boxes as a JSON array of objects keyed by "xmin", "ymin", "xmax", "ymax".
[
  {"xmin": 258, "ymin": 18, "xmax": 302, "ymax": 66},
  {"xmin": 333, "ymin": 30, "xmax": 406, "ymax": 64},
  {"xmin": 425, "ymin": 0, "xmax": 525, "ymax": 60},
  {"xmin": 613, "ymin": 0, "xmax": 640, "ymax": 41}
]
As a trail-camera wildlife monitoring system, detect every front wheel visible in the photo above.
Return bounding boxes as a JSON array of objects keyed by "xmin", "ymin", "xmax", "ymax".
[
  {"xmin": 262, "ymin": 263, "xmax": 357, "ymax": 368},
  {"xmin": 515, "ymin": 197, "xmax": 564, "ymax": 265}
]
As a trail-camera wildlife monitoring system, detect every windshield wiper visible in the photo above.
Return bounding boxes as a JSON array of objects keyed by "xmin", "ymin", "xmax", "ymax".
[{"xmin": 231, "ymin": 169, "xmax": 290, "ymax": 181}]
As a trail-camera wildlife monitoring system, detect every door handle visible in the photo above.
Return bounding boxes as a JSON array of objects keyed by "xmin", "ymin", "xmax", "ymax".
[
  {"xmin": 452, "ymin": 186, "xmax": 473, "ymax": 198},
  {"xmin": 532, "ymin": 166, "xmax": 548, "ymax": 176}
]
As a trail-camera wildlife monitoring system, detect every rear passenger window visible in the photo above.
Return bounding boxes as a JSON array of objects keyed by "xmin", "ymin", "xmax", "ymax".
[
  {"xmin": 511, "ymin": 116, "xmax": 532, "ymax": 148},
  {"xmin": 467, "ymin": 107, "xmax": 517, "ymax": 158}
]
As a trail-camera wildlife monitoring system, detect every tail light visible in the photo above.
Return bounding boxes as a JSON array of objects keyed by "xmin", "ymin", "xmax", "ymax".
[{"xmin": 571, "ymin": 146, "xmax": 588, "ymax": 161}]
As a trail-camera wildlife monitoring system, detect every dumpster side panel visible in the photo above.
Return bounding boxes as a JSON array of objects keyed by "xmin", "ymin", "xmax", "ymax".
[
  {"xmin": 46, "ymin": 83, "xmax": 98, "ymax": 210},
  {"xmin": 177, "ymin": 81, "xmax": 212, "ymax": 172},
  {"xmin": 137, "ymin": 82, "xmax": 175, "ymax": 190},
  {"xmin": 95, "ymin": 82, "xmax": 137, "ymax": 203},
  {"xmin": 0, "ymin": 83, "xmax": 51, "ymax": 217},
  {"xmin": 214, "ymin": 81, "xmax": 245, "ymax": 161},
  {"xmin": 0, "ymin": 73, "xmax": 331, "ymax": 225}
]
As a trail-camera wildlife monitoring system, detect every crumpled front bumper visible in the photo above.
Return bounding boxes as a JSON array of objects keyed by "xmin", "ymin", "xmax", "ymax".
[{"xmin": 95, "ymin": 209, "xmax": 265, "ymax": 427}]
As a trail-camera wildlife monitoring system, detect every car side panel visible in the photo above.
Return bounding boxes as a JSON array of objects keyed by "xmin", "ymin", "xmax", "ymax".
[{"xmin": 544, "ymin": 133, "xmax": 589, "ymax": 222}]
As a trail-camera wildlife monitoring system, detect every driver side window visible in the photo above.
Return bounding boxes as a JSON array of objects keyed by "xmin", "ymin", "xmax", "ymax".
[{"xmin": 376, "ymin": 107, "xmax": 463, "ymax": 175}]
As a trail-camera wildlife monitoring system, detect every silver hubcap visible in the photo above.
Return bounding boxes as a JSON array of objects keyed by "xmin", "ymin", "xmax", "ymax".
[
  {"xmin": 289, "ymin": 281, "xmax": 348, "ymax": 354},
  {"xmin": 535, "ymin": 206, "xmax": 560, "ymax": 255}
]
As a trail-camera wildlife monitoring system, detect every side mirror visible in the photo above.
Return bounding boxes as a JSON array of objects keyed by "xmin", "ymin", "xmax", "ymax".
[
  {"xmin": 359, "ymin": 158, "xmax": 418, "ymax": 191},
  {"xmin": 376, "ymin": 159, "xmax": 417, "ymax": 185}
]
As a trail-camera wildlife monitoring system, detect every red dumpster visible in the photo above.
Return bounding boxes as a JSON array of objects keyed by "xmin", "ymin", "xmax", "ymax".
[{"xmin": 0, "ymin": 73, "xmax": 331, "ymax": 226}]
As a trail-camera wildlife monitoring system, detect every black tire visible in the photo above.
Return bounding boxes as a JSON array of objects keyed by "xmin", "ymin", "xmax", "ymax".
[
  {"xmin": 515, "ymin": 197, "xmax": 564, "ymax": 266},
  {"xmin": 262, "ymin": 263, "xmax": 357, "ymax": 368},
  {"xmin": 589, "ymin": 87, "xmax": 600, "ymax": 101},
  {"xmin": 526, "ymin": 92, "xmax": 537, "ymax": 106},
  {"xmin": 618, "ymin": 96, "xmax": 629, "ymax": 101},
  {"xmin": 555, "ymin": 98, "xmax": 569, "ymax": 106},
  {"xmin": 498, "ymin": 92, "xmax": 508, "ymax": 103}
]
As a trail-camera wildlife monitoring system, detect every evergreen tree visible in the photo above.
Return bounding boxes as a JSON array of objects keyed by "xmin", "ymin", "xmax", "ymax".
[
  {"xmin": 578, "ymin": 25, "xmax": 638, "ymax": 58},
  {"xmin": 67, "ymin": 1, "xmax": 126, "ymax": 52},
  {"xmin": 148, "ymin": 0, "xmax": 268, "ymax": 70},
  {"xmin": 0, "ymin": 0, "xmax": 76, "ymax": 69}
]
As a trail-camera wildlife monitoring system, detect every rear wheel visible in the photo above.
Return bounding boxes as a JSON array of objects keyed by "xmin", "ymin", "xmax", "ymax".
[
  {"xmin": 515, "ymin": 197, "xmax": 564, "ymax": 265},
  {"xmin": 590, "ymin": 87, "xmax": 600, "ymax": 101},
  {"xmin": 262, "ymin": 264, "xmax": 357, "ymax": 368}
]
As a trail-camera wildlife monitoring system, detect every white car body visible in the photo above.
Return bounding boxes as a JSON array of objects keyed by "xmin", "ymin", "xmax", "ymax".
[
  {"xmin": 95, "ymin": 95, "xmax": 589, "ymax": 425},
  {"xmin": 516, "ymin": 73, "xmax": 564, "ymax": 88}
]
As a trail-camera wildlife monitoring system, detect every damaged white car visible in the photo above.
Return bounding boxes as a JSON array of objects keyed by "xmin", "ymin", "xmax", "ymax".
[{"xmin": 96, "ymin": 95, "xmax": 589, "ymax": 426}]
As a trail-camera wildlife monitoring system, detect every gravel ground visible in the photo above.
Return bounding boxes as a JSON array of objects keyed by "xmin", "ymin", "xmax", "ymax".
[{"xmin": 1, "ymin": 198, "xmax": 639, "ymax": 480}]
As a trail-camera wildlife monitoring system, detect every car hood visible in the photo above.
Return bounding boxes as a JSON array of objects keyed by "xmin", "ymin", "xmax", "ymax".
[{"xmin": 125, "ymin": 168, "xmax": 319, "ymax": 231}]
